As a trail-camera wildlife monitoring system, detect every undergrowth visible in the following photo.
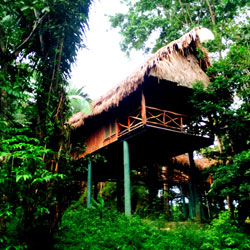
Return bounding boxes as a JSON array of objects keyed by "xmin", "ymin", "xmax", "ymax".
[{"xmin": 54, "ymin": 205, "xmax": 250, "ymax": 250}]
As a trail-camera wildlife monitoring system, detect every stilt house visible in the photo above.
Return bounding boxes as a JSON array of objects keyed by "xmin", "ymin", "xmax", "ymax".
[{"xmin": 69, "ymin": 27, "xmax": 214, "ymax": 217}]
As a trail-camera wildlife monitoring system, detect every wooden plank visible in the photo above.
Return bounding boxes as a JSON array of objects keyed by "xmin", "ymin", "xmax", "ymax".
[
  {"xmin": 118, "ymin": 123, "xmax": 129, "ymax": 129},
  {"xmin": 146, "ymin": 106, "xmax": 188, "ymax": 117},
  {"xmin": 164, "ymin": 117, "xmax": 181, "ymax": 127},
  {"xmin": 118, "ymin": 122, "xmax": 143, "ymax": 137},
  {"xmin": 180, "ymin": 117, "xmax": 183, "ymax": 132},
  {"xmin": 146, "ymin": 120, "xmax": 181, "ymax": 130},
  {"xmin": 116, "ymin": 118, "xmax": 120, "ymax": 135},
  {"xmin": 129, "ymin": 115, "xmax": 142, "ymax": 121}
]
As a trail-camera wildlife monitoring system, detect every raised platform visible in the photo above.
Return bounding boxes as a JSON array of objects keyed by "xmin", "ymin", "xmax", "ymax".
[{"xmin": 91, "ymin": 124, "xmax": 213, "ymax": 181}]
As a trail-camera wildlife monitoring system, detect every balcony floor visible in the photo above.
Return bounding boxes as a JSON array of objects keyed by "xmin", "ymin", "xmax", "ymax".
[{"xmin": 92, "ymin": 124, "xmax": 213, "ymax": 178}]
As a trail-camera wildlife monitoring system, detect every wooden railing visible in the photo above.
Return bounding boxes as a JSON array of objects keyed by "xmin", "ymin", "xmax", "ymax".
[
  {"xmin": 118, "ymin": 108, "xmax": 142, "ymax": 137},
  {"xmin": 118, "ymin": 106, "xmax": 188, "ymax": 137}
]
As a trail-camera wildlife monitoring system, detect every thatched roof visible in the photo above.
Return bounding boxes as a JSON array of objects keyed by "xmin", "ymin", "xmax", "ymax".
[
  {"xmin": 69, "ymin": 27, "xmax": 212, "ymax": 128},
  {"xmin": 171, "ymin": 154, "xmax": 216, "ymax": 170},
  {"xmin": 68, "ymin": 112, "xmax": 85, "ymax": 128}
]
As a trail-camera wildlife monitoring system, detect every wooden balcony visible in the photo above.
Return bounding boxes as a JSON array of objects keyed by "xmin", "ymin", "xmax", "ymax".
[{"xmin": 118, "ymin": 106, "xmax": 188, "ymax": 137}]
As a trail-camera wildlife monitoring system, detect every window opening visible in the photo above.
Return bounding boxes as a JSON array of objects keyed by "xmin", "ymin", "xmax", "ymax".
[{"xmin": 104, "ymin": 120, "xmax": 116, "ymax": 139}]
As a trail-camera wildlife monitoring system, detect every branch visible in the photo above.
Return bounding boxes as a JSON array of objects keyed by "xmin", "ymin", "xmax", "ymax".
[
  {"xmin": 205, "ymin": 0, "xmax": 215, "ymax": 25},
  {"xmin": 178, "ymin": 0, "xmax": 188, "ymax": 25},
  {"xmin": 186, "ymin": 5, "xmax": 194, "ymax": 25},
  {"xmin": 34, "ymin": 8, "xmax": 45, "ymax": 55},
  {"xmin": 54, "ymin": 94, "xmax": 63, "ymax": 119},
  {"xmin": 173, "ymin": 14, "xmax": 186, "ymax": 26},
  {"xmin": 13, "ymin": 13, "xmax": 48, "ymax": 57},
  {"xmin": 197, "ymin": 3, "xmax": 203, "ymax": 24}
]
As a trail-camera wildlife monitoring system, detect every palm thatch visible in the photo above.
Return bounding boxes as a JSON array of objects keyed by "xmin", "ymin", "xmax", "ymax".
[
  {"xmin": 68, "ymin": 112, "xmax": 85, "ymax": 128},
  {"xmin": 69, "ymin": 27, "xmax": 212, "ymax": 128},
  {"xmin": 171, "ymin": 154, "xmax": 216, "ymax": 170}
]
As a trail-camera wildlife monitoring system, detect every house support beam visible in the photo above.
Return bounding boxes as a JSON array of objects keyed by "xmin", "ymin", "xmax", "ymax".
[
  {"xmin": 87, "ymin": 160, "xmax": 92, "ymax": 208},
  {"xmin": 189, "ymin": 151, "xmax": 201, "ymax": 220},
  {"xmin": 123, "ymin": 140, "xmax": 131, "ymax": 216}
]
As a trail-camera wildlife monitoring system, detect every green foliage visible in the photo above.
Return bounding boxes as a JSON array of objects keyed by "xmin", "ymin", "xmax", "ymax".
[
  {"xmin": 67, "ymin": 86, "xmax": 91, "ymax": 115},
  {"xmin": 209, "ymin": 151, "xmax": 250, "ymax": 197},
  {"xmin": 0, "ymin": 0, "xmax": 93, "ymax": 249},
  {"xmin": 200, "ymin": 211, "xmax": 250, "ymax": 249},
  {"xmin": 189, "ymin": 21, "xmax": 250, "ymax": 221},
  {"xmin": 54, "ymin": 206, "xmax": 168, "ymax": 250},
  {"xmin": 54, "ymin": 206, "xmax": 250, "ymax": 250},
  {"xmin": 109, "ymin": 0, "xmax": 250, "ymax": 55}
]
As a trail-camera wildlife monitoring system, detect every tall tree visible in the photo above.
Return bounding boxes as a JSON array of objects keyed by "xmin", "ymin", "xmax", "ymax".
[
  {"xmin": 190, "ymin": 22, "xmax": 250, "ymax": 221},
  {"xmin": 109, "ymin": 0, "xmax": 249, "ymax": 56},
  {"xmin": 0, "ymin": 0, "xmax": 92, "ymax": 249}
]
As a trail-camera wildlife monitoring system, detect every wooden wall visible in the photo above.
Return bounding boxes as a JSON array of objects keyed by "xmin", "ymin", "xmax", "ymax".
[{"xmin": 83, "ymin": 124, "xmax": 118, "ymax": 155}]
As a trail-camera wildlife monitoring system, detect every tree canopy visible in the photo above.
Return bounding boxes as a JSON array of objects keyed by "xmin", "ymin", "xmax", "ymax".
[
  {"xmin": 110, "ymin": 0, "xmax": 250, "ymax": 55},
  {"xmin": 190, "ymin": 22, "xmax": 250, "ymax": 221},
  {"xmin": 0, "ymin": 0, "xmax": 92, "ymax": 249}
]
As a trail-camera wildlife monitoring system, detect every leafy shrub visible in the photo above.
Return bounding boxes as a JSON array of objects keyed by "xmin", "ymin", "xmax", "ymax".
[
  {"xmin": 54, "ymin": 206, "xmax": 163, "ymax": 250},
  {"xmin": 200, "ymin": 211, "xmax": 250, "ymax": 250},
  {"xmin": 54, "ymin": 206, "xmax": 250, "ymax": 250}
]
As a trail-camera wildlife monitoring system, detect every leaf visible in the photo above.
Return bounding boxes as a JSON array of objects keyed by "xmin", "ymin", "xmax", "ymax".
[
  {"xmin": 42, "ymin": 7, "xmax": 50, "ymax": 13},
  {"xmin": 16, "ymin": 174, "xmax": 32, "ymax": 182},
  {"xmin": 1, "ymin": 15, "xmax": 12, "ymax": 23},
  {"xmin": 20, "ymin": 6, "xmax": 30, "ymax": 12}
]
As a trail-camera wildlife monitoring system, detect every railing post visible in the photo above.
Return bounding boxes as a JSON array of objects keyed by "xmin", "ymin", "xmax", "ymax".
[
  {"xmin": 180, "ymin": 117, "xmax": 183, "ymax": 132},
  {"xmin": 128, "ymin": 117, "xmax": 130, "ymax": 131},
  {"xmin": 141, "ymin": 90, "xmax": 146, "ymax": 125},
  {"xmin": 116, "ymin": 118, "xmax": 119, "ymax": 136}
]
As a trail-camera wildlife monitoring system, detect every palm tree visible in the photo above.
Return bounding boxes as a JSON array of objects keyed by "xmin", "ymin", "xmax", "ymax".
[{"xmin": 67, "ymin": 86, "xmax": 91, "ymax": 115}]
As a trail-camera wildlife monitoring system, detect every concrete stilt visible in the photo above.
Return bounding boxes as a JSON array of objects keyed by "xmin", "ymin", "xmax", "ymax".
[
  {"xmin": 123, "ymin": 140, "xmax": 131, "ymax": 216},
  {"xmin": 87, "ymin": 160, "xmax": 92, "ymax": 208}
]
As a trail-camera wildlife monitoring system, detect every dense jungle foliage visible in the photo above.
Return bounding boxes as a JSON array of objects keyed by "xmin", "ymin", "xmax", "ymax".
[
  {"xmin": 0, "ymin": 0, "xmax": 250, "ymax": 249},
  {"xmin": 54, "ymin": 204, "xmax": 250, "ymax": 250},
  {"xmin": 0, "ymin": 0, "xmax": 92, "ymax": 249}
]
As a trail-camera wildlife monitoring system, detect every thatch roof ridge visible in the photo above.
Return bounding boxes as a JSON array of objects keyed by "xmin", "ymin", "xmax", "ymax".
[{"xmin": 69, "ymin": 27, "xmax": 212, "ymax": 128}]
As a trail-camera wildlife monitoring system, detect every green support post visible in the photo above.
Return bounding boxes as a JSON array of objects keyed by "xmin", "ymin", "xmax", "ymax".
[
  {"xmin": 189, "ymin": 151, "xmax": 201, "ymax": 220},
  {"xmin": 123, "ymin": 140, "xmax": 131, "ymax": 216},
  {"xmin": 87, "ymin": 160, "xmax": 92, "ymax": 208}
]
